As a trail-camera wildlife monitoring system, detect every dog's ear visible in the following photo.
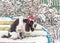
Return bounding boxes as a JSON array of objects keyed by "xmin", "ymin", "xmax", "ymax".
[{"xmin": 23, "ymin": 19, "xmax": 28, "ymax": 23}]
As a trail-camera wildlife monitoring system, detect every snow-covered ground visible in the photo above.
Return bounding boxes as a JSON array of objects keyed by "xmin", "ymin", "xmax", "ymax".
[
  {"xmin": 0, "ymin": 30, "xmax": 48, "ymax": 43},
  {"xmin": 0, "ymin": 36, "xmax": 48, "ymax": 43}
]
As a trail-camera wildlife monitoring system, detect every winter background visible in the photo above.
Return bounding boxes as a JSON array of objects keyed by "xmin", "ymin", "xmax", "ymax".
[{"xmin": 0, "ymin": 0, "xmax": 60, "ymax": 43}]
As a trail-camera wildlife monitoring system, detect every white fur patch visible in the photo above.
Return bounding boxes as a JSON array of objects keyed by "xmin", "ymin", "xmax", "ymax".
[{"xmin": 10, "ymin": 32, "xmax": 18, "ymax": 39}]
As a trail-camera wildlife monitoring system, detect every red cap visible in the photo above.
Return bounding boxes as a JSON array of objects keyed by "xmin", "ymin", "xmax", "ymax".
[{"xmin": 29, "ymin": 15, "xmax": 34, "ymax": 21}]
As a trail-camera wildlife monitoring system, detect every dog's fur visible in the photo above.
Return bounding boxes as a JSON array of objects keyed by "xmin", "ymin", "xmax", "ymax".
[
  {"xmin": 8, "ymin": 16, "xmax": 35, "ymax": 39},
  {"xmin": 2, "ymin": 16, "xmax": 37, "ymax": 39}
]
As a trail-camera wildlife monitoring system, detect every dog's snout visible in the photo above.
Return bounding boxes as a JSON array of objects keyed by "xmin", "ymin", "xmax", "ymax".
[{"xmin": 34, "ymin": 24, "xmax": 37, "ymax": 27}]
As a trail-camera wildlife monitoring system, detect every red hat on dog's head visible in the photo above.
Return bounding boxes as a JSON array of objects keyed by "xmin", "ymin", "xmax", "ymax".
[{"xmin": 29, "ymin": 15, "xmax": 34, "ymax": 21}]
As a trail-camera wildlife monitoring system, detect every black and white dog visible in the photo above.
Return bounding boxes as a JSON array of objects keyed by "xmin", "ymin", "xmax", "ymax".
[{"xmin": 2, "ymin": 16, "xmax": 36, "ymax": 39}]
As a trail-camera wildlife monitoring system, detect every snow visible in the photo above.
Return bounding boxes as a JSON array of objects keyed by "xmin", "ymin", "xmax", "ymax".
[
  {"xmin": 0, "ymin": 36, "xmax": 48, "ymax": 43},
  {"xmin": 38, "ymin": 14, "xmax": 46, "ymax": 22},
  {"xmin": 0, "ymin": 31, "xmax": 48, "ymax": 43},
  {"xmin": 0, "ymin": 17, "xmax": 12, "ymax": 21},
  {"xmin": 26, "ymin": 31, "xmax": 47, "ymax": 36},
  {"xmin": 54, "ymin": 39, "xmax": 60, "ymax": 43},
  {"xmin": 0, "ymin": 25, "xmax": 10, "ymax": 27},
  {"xmin": 0, "ymin": 31, "xmax": 8, "ymax": 38}
]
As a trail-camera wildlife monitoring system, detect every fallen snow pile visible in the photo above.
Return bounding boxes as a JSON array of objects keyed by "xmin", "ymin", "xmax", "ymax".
[{"xmin": 54, "ymin": 39, "xmax": 60, "ymax": 43}]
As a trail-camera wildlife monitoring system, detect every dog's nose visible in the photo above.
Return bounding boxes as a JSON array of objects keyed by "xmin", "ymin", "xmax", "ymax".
[{"xmin": 34, "ymin": 24, "xmax": 37, "ymax": 27}]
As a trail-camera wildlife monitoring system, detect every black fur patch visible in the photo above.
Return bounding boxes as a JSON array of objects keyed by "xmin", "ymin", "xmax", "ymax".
[
  {"xmin": 10, "ymin": 18, "xmax": 34, "ymax": 32},
  {"xmin": 25, "ymin": 20, "xmax": 34, "ymax": 32},
  {"xmin": 10, "ymin": 19, "xmax": 19, "ymax": 32},
  {"xmin": 23, "ymin": 19, "xmax": 28, "ymax": 23}
]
